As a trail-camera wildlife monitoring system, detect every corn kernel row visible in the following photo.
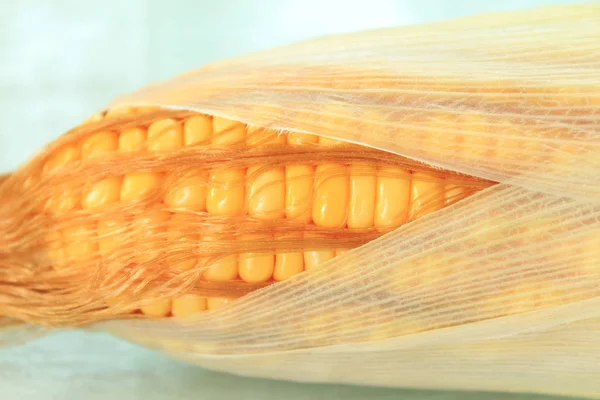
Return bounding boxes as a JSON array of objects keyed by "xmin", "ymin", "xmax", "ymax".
[{"xmin": 39, "ymin": 108, "xmax": 490, "ymax": 318}]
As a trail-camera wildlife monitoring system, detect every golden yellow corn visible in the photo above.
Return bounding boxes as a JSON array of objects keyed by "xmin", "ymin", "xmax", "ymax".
[{"xmin": 0, "ymin": 107, "xmax": 493, "ymax": 324}]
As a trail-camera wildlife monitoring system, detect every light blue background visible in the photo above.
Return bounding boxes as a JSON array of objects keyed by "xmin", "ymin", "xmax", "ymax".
[{"xmin": 0, "ymin": 1, "xmax": 589, "ymax": 399}]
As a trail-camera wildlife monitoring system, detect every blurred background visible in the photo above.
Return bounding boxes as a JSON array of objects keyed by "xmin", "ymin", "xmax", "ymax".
[{"xmin": 0, "ymin": 0, "xmax": 587, "ymax": 399}]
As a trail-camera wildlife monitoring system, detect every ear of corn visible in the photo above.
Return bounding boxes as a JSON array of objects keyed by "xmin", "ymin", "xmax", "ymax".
[
  {"xmin": 1, "ymin": 3, "xmax": 600, "ymax": 399},
  {"xmin": 0, "ymin": 106, "xmax": 493, "ymax": 323}
]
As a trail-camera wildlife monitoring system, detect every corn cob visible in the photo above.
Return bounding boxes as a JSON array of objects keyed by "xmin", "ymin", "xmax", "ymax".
[{"xmin": 0, "ymin": 106, "xmax": 494, "ymax": 326}]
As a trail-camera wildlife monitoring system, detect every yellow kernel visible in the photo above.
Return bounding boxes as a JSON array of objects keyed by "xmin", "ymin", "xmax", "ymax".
[
  {"xmin": 172, "ymin": 295, "xmax": 207, "ymax": 317},
  {"xmin": 312, "ymin": 164, "xmax": 348, "ymax": 228},
  {"xmin": 148, "ymin": 118, "xmax": 183, "ymax": 152},
  {"xmin": 184, "ymin": 115, "xmax": 212, "ymax": 146}
]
